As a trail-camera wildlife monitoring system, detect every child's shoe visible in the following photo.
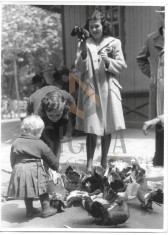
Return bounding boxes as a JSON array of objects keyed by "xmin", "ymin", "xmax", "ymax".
[
  {"xmin": 40, "ymin": 193, "xmax": 57, "ymax": 218},
  {"xmin": 24, "ymin": 198, "xmax": 41, "ymax": 218},
  {"xmin": 26, "ymin": 207, "xmax": 41, "ymax": 218},
  {"xmin": 41, "ymin": 207, "xmax": 57, "ymax": 218},
  {"xmin": 26, "ymin": 208, "xmax": 41, "ymax": 218}
]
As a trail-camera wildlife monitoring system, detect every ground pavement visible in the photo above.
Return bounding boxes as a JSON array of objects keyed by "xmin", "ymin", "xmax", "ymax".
[{"xmin": 0, "ymin": 119, "xmax": 166, "ymax": 231}]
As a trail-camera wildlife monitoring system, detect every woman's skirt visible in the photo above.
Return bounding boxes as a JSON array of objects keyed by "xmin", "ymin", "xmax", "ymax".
[{"xmin": 7, "ymin": 161, "xmax": 54, "ymax": 198}]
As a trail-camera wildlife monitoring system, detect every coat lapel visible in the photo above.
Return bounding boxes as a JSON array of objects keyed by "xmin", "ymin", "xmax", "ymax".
[
  {"xmin": 86, "ymin": 36, "xmax": 115, "ymax": 54},
  {"xmin": 97, "ymin": 36, "xmax": 115, "ymax": 53},
  {"xmin": 86, "ymin": 38, "xmax": 99, "ymax": 71},
  {"xmin": 86, "ymin": 36, "xmax": 115, "ymax": 72},
  {"xmin": 86, "ymin": 37, "xmax": 97, "ymax": 55},
  {"xmin": 153, "ymin": 30, "xmax": 164, "ymax": 49}
]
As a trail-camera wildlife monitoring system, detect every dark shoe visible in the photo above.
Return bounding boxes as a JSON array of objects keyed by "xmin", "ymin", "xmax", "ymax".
[
  {"xmin": 26, "ymin": 208, "xmax": 41, "ymax": 218},
  {"xmin": 153, "ymin": 162, "xmax": 164, "ymax": 167},
  {"xmin": 41, "ymin": 207, "xmax": 57, "ymax": 218},
  {"xmin": 153, "ymin": 157, "xmax": 164, "ymax": 167}
]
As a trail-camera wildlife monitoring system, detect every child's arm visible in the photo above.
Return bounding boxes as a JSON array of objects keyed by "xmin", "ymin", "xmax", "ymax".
[
  {"xmin": 41, "ymin": 142, "xmax": 59, "ymax": 171},
  {"xmin": 10, "ymin": 146, "xmax": 16, "ymax": 169}
]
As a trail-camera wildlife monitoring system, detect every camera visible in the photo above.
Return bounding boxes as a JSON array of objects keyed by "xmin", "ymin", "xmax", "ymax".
[{"xmin": 71, "ymin": 26, "xmax": 90, "ymax": 41}]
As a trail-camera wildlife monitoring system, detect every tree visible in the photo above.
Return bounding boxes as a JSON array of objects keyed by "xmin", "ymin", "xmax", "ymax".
[{"xmin": 1, "ymin": 4, "xmax": 63, "ymax": 99}]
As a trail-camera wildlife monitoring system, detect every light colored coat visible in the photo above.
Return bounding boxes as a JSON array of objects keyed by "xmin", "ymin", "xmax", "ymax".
[
  {"xmin": 157, "ymin": 49, "xmax": 164, "ymax": 116},
  {"xmin": 75, "ymin": 36, "xmax": 127, "ymax": 136},
  {"xmin": 136, "ymin": 28, "xmax": 164, "ymax": 119}
]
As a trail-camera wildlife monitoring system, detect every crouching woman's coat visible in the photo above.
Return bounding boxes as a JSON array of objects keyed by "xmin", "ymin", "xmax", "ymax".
[{"xmin": 75, "ymin": 36, "xmax": 127, "ymax": 136}]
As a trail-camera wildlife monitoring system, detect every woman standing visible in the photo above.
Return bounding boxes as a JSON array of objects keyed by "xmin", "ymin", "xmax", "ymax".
[{"xmin": 75, "ymin": 10, "xmax": 127, "ymax": 172}]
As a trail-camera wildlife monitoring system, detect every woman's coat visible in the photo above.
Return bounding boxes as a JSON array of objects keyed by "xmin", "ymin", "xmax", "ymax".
[
  {"xmin": 75, "ymin": 36, "xmax": 127, "ymax": 136},
  {"xmin": 136, "ymin": 29, "xmax": 164, "ymax": 119},
  {"xmin": 157, "ymin": 49, "xmax": 164, "ymax": 116}
]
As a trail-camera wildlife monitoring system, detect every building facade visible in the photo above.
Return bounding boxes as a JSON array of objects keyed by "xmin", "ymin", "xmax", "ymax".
[
  {"xmin": 62, "ymin": 5, "xmax": 162, "ymax": 127},
  {"xmin": 38, "ymin": 5, "xmax": 162, "ymax": 127}
]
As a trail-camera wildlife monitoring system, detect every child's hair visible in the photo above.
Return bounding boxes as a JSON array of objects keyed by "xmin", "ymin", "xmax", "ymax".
[
  {"xmin": 41, "ymin": 91, "xmax": 69, "ymax": 122},
  {"xmin": 84, "ymin": 10, "xmax": 111, "ymax": 36},
  {"xmin": 21, "ymin": 115, "xmax": 44, "ymax": 137}
]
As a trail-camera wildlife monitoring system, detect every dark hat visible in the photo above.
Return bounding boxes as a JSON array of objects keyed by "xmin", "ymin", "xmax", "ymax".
[
  {"xmin": 155, "ymin": 6, "xmax": 165, "ymax": 13},
  {"xmin": 32, "ymin": 74, "xmax": 43, "ymax": 84}
]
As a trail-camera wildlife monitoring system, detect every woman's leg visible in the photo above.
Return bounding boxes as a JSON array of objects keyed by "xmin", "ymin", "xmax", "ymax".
[
  {"xmin": 101, "ymin": 134, "xmax": 111, "ymax": 169},
  {"xmin": 86, "ymin": 133, "xmax": 97, "ymax": 172},
  {"xmin": 153, "ymin": 124, "xmax": 164, "ymax": 166}
]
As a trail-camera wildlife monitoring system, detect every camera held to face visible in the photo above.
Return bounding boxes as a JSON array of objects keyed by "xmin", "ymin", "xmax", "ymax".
[{"xmin": 71, "ymin": 26, "xmax": 90, "ymax": 42}]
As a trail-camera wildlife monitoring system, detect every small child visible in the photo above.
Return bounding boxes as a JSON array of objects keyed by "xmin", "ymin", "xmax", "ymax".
[{"xmin": 7, "ymin": 115, "xmax": 60, "ymax": 218}]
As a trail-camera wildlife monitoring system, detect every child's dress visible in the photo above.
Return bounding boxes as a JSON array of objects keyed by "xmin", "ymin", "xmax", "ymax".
[{"xmin": 7, "ymin": 134, "xmax": 59, "ymax": 198}]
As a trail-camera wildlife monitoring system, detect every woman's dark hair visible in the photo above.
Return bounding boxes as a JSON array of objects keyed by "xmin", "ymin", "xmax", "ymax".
[
  {"xmin": 60, "ymin": 66, "xmax": 69, "ymax": 76},
  {"xmin": 53, "ymin": 66, "xmax": 69, "ymax": 82},
  {"xmin": 32, "ymin": 74, "xmax": 49, "ymax": 87},
  {"xmin": 84, "ymin": 10, "xmax": 111, "ymax": 36},
  {"xmin": 41, "ymin": 91, "xmax": 70, "ymax": 123},
  {"xmin": 53, "ymin": 68, "xmax": 60, "ymax": 81}
]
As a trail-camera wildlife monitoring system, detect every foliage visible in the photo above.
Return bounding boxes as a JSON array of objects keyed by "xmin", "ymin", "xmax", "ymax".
[{"xmin": 1, "ymin": 4, "xmax": 63, "ymax": 99}]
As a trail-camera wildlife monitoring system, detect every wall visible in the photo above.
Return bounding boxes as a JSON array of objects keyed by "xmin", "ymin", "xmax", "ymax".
[
  {"xmin": 62, "ymin": 5, "xmax": 87, "ymax": 69},
  {"xmin": 62, "ymin": 5, "xmax": 162, "ymax": 127},
  {"xmin": 120, "ymin": 6, "xmax": 161, "ymax": 127},
  {"xmin": 121, "ymin": 6, "xmax": 161, "ymax": 92}
]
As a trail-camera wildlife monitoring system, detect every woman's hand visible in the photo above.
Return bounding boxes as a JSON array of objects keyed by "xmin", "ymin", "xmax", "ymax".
[
  {"xmin": 143, "ymin": 117, "xmax": 160, "ymax": 135},
  {"xmin": 80, "ymin": 40, "xmax": 87, "ymax": 52},
  {"xmin": 100, "ymin": 52, "xmax": 110, "ymax": 67}
]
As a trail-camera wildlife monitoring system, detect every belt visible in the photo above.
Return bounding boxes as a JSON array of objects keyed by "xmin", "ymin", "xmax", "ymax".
[{"xmin": 16, "ymin": 159, "xmax": 41, "ymax": 164}]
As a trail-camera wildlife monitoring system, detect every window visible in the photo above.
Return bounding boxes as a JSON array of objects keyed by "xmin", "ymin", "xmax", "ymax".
[
  {"xmin": 97, "ymin": 6, "xmax": 125, "ymax": 54},
  {"xmin": 100, "ymin": 6, "xmax": 123, "ymax": 39}
]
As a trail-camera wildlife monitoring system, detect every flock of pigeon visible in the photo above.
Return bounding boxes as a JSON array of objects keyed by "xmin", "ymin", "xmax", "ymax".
[{"xmin": 50, "ymin": 158, "xmax": 164, "ymax": 227}]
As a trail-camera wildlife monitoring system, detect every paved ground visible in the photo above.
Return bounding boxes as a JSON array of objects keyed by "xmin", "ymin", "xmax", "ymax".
[
  {"xmin": 0, "ymin": 197, "xmax": 164, "ymax": 230},
  {"xmin": 0, "ymin": 119, "xmax": 165, "ymax": 231}
]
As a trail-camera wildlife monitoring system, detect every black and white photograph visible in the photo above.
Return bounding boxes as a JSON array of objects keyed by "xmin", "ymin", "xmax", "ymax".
[{"xmin": 0, "ymin": 0, "xmax": 168, "ymax": 232}]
